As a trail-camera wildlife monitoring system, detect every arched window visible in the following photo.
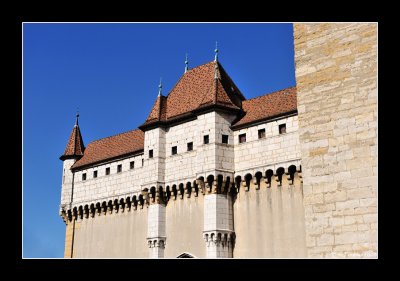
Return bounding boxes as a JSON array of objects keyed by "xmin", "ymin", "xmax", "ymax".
[{"xmin": 177, "ymin": 252, "xmax": 195, "ymax": 258}]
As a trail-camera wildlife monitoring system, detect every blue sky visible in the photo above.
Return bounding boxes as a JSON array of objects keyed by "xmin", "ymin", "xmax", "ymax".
[{"xmin": 23, "ymin": 23, "xmax": 296, "ymax": 258}]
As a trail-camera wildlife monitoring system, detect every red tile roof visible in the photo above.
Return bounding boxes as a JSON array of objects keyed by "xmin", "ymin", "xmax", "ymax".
[
  {"xmin": 60, "ymin": 125, "xmax": 85, "ymax": 160},
  {"xmin": 144, "ymin": 95, "xmax": 167, "ymax": 124},
  {"xmin": 62, "ymin": 61, "xmax": 297, "ymax": 169},
  {"xmin": 142, "ymin": 61, "xmax": 244, "ymax": 127},
  {"xmin": 231, "ymin": 86, "xmax": 297, "ymax": 129},
  {"xmin": 71, "ymin": 129, "xmax": 144, "ymax": 170}
]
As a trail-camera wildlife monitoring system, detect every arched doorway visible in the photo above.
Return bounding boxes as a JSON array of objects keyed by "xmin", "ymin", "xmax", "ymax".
[{"xmin": 177, "ymin": 252, "xmax": 195, "ymax": 258}]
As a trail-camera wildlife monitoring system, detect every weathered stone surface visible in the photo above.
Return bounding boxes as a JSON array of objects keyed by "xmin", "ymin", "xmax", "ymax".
[{"xmin": 294, "ymin": 23, "xmax": 377, "ymax": 258}]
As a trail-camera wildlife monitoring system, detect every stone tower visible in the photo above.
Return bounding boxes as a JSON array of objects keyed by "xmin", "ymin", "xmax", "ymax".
[{"xmin": 59, "ymin": 113, "xmax": 85, "ymax": 258}]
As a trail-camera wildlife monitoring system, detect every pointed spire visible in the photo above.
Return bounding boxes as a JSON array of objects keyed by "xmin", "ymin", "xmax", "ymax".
[
  {"xmin": 158, "ymin": 77, "xmax": 162, "ymax": 97},
  {"xmin": 60, "ymin": 113, "xmax": 85, "ymax": 161},
  {"xmin": 214, "ymin": 41, "xmax": 218, "ymax": 62},
  {"xmin": 184, "ymin": 53, "xmax": 189, "ymax": 73}
]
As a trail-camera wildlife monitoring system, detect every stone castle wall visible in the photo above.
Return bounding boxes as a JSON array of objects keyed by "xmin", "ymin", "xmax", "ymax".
[
  {"xmin": 234, "ymin": 115, "xmax": 301, "ymax": 177},
  {"xmin": 233, "ymin": 174, "xmax": 306, "ymax": 258},
  {"xmin": 61, "ymin": 23, "xmax": 377, "ymax": 258},
  {"xmin": 69, "ymin": 207, "xmax": 148, "ymax": 258},
  {"xmin": 164, "ymin": 196, "xmax": 205, "ymax": 258},
  {"xmin": 62, "ymin": 112, "xmax": 301, "ymax": 213},
  {"xmin": 61, "ymin": 154, "xmax": 145, "ymax": 210},
  {"xmin": 294, "ymin": 23, "xmax": 377, "ymax": 258},
  {"xmin": 61, "ymin": 110, "xmax": 303, "ymax": 258}
]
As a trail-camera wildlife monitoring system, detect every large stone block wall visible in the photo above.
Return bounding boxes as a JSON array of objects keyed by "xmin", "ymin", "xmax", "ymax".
[
  {"xmin": 233, "ymin": 174, "xmax": 306, "ymax": 258},
  {"xmin": 164, "ymin": 117, "xmax": 199, "ymax": 183},
  {"xmin": 147, "ymin": 204, "xmax": 166, "ymax": 239},
  {"xmin": 294, "ymin": 23, "xmax": 377, "ymax": 258},
  {"xmin": 144, "ymin": 128, "xmax": 166, "ymax": 185},
  {"xmin": 67, "ymin": 153, "xmax": 145, "ymax": 209},
  {"xmin": 214, "ymin": 112, "xmax": 236, "ymax": 172},
  {"xmin": 163, "ymin": 111, "xmax": 237, "ymax": 184},
  {"xmin": 60, "ymin": 159, "xmax": 76, "ymax": 207},
  {"xmin": 164, "ymin": 196, "xmax": 205, "ymax": 258},
  {"xmin": 71, "ymin": 207, "xmax": 148, "ymax": 258},
  {"xmin": 63, "ymin": 220, "xmax": 75, "ymax": 258},
  {"xmin": 234, "ymin": 116, "xmax": 301, "ymax": 176},
  {"xmin": 204, "ymin": 194, "xmax": 233, "ymax": 232}
]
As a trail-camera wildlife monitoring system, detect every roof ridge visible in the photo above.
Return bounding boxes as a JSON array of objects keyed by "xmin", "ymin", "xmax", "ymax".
[
  {"xmin": 184, "ymin": 60, "xmax": 215, "ymax": 73},
  {"xmin": 217, "ymin": 62, "xmax": 246, "ymax": 101},
  {"xmin": 244, "ymin": 86, "xmax": 297, "ymax": 102},
  {"xmin": 88, "ymin": 128, "xmax": 141, "ymax": 145}
]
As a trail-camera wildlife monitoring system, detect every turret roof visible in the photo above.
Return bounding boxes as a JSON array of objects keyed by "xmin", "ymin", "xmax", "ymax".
[{"xmin": 60, "ymin": 122, "xmax": 85, "ymax": 160}]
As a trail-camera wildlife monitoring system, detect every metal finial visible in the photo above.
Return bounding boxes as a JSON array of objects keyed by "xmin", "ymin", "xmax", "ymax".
[
  {"xmin": 75, "ymin": 109, "xmax": 79, "ymax": 126},
  {"xmin": 214, "ymin": 41, "xmax": 218, "ymax": 62},
  {"xmin": 185, "ymin": 53, "xmax": 189, "ymax": 73},
  {"xmin": 214, "ymin": 42, "xmax": 219, "ymax": 79},
  {"xmin": 158, "ymin": 77, "xmax": 162, "ymax": 97}
]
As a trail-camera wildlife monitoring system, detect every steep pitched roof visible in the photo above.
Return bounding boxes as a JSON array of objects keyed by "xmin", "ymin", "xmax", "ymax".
[
  {"xmin": 63, "ymin": 63, "xmax": 297, "ymax": 170},
  {"xmin": 71, "ymin": 129, "xmax": 144, "ymax": 170},
  {"xmin": 60, "ymin": 124, "xmax": 85, "ymax": 160},
  {"xmin": 231, "ymin": 87, "xmax": 297, "ymax": 129},
  {"xmin": 141, "ymin": 61, "xmax": 244, "ymax": 127},
  {"xmin": 143, "ymin": 95, "xmax": 167, "ymax": 124}
]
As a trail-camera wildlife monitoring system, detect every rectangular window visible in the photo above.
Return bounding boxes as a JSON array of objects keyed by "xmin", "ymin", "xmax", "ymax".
[
  {"xmin": 106, "ymin": 167, "xmax": 110, "ymax": 175},
  {"xmin": 222, "ymin": 134, "xmax": 229, "ymax": 144},
  {"xmin": 258, "ymin": 129, "xmax": 266, "ymax": 139},
  {"xmin": 142, "ymin": 159, "xmax": 144, "ymax": 166},
  {"xmin": 239, "ymin": 133, "xmax": 246, "ymax": 143},
  {"xmin": 82, "ymin": 173, "xmax": 86, "ymax": 181},
  {"xmin": 203, "ymin": 135, "xmax": 209, "ymax": 144},
  {"xmin": 93, "ymin": 170, "xmax": 98, "ymax": 178},
  {"xmin": 279, "ymin": 124, "xmax": 286, "ymax": 134},
  {"xmin": 117, "ymin": 164, "xmax": 122, "ymax": 173},
  {"xmin": 172, "ymin": 146, "xmax": 177, "ymax": 155},
  {"xmin": 149, "ymin": 149, "xmax": 153, "ymax": 158},
  {"xmin": 187, "ymin": 142, "xmax": 193, "ymax": 151},
  {"xmin": 130, "ymin": 161, "xmax": 134, "ymax": 169}
]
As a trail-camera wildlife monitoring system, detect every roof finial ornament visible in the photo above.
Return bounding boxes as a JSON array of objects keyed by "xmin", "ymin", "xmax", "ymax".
[
  {"xmin": 214, "ymin": 41, "xmax": 219, "ymax": 79},
  {"xmin": 185, "ymin": 53, "xmax": 189, "ymax": 73},
  {"xmin": 75, "ymin": 108, "xmax": 79, "ymax": 127},
  {"xmin": 214, "ymin": 41, "xmax": 218, "ymax": 62},
  {"xmin": 158, "ymin": 77, "xmax": 162, "ymax": 97}
]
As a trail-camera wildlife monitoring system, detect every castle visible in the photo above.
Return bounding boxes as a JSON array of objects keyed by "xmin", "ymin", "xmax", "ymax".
[{"xmin": 59, "ymin": 23, "xmax": 377, "ymax": 258}]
